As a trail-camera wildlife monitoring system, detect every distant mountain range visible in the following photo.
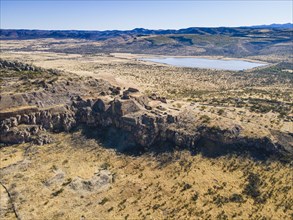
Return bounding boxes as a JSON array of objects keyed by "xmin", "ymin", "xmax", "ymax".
[
  {"xmin": 0, "ymin": 23, "xmax": 292, "ymax": 57},
  {"xmin": 242, "ymin": 23, "xmax": 293, "ymax": 29},
  {"xmin": 0, "ymin": 24, "xmax": 292, "ymax": 40},
  {"xmin": 0, "ymin": 23, "xmax": 292, "ymax": 40}
]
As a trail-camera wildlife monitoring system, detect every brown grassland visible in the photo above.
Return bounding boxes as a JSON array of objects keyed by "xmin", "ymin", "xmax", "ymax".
[{"xmin": 0, "ymin": 39, "xmax": 292, "ymax": 219}]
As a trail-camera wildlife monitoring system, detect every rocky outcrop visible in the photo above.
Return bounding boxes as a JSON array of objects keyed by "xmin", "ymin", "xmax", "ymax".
[
  {"xmin": 0, "ymin": 67, "xmax": 292, "ymax": 159},
  {"xmin": 0, "ymin": 59, "xmax": 60, "ymax": 75},
  {"xmin": 69, "ymin": 170, "xmax": 112, "ymax": 194},
  {"xmin": 1, "ymin": 92, "xmax": 292, "ymax": 159},
  {"xmin": 0, "ymin": 105, "xmax": 75, "ymax": 145}
]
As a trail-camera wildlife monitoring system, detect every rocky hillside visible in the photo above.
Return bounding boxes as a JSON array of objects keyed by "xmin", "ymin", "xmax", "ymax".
[
  {"xmin": 0, "ymin": 57, "xmax": 292, "ymax": 220},
  {"xmin": 1, "ymin": 60, "xmax": 292, "ymax": 159}
]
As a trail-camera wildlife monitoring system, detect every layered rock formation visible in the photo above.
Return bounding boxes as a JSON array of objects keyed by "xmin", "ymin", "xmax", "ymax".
[
  {"xmin": 1, "ymin": 60, "xmax": 292, "ymax": 159},
  {"xmin": 1, "ymin": 90, "xmax": 292, "ymax": 158}
]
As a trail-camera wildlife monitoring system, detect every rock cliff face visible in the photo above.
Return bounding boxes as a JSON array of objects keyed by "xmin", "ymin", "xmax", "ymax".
[
  {"xmin": 1, "ymin": 92, "xmax": 292, "ymax": 158},
  {"xmin": 1, "ymin": 60, "xmax": 292, "ymax": 158}
]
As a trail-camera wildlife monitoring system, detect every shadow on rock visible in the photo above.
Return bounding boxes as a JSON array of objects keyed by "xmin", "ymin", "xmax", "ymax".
[{"xmin": 77, "ymin": 126, "xmax": 280, "ymax": 162}]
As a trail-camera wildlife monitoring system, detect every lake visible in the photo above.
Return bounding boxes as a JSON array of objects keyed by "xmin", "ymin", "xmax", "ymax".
[{"xmin": 141, "ymin": 57, "xmax": 268, "ymax": 71}]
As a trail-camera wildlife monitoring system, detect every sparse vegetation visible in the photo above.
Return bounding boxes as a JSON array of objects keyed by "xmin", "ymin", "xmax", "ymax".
[
  {"xmin": 51, "ymin": 188, "xmax": 64, "ymax": 197},
  {"xmin": 200, "ymin": 115, "xmax": 211, "ymax": 123},
  {"xmin": 1, "ymin": 132, "xmax": 292, "ymax": 219},
  {"xmin": 0, "ymin": 35, "xmax": 292, "ymax": 220}
]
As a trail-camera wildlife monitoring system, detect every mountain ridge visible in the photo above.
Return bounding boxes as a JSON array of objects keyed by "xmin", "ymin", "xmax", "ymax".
[
  {"xmin": 1, "ymin": 23, "xmax": 292, "ymax": 32},
  {"xmin": 1, "ymin": 23, "xmax": 292, "ymax": 41},
  {"xmin": 1, "ymin": 23, "xmax": 292, "ymax": 57},
  {"xmin": 242, "ymin": 23, "xmax": 293, "ymax": 29}
]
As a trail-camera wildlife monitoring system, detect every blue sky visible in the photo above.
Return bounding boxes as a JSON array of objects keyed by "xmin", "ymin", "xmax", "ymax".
[{"xmin": 1, "ymin": 1, "xmax": 292, "ymax": 30}]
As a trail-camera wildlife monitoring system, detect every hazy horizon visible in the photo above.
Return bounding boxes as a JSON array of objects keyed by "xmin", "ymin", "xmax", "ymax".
[
  {"xmin": 1, "ymin": 22, "xmax": 293, "ymax": 32},
  {"xmin": 1, "ymin": 1, "xmax": 292, "ymax": 30}
]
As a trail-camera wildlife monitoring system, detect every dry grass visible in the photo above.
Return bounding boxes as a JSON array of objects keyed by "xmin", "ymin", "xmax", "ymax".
[
  {"xmin": 0, "ymin": 132, "xmax": 292, "ymax": 219},
  {"xmin": 1, "ymin": 39, "xmax": 292, "ymax": 219},
  {"xmin": 1, "ymin": 47, "xmax": 292, "ymax": 134}
]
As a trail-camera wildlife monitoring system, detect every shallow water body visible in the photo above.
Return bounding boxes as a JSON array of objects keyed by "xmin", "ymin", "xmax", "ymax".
[{"xmin": 142, "ymin": 57, "xmax": 268, "ymax": 71}]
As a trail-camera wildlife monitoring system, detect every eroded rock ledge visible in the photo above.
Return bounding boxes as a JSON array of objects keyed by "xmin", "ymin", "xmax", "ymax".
[
  {"xmin": 0, "ymin": 59, "xmax": 292, "ymax": 158},
  {"xmin": 1, "ymin": 88, "xmax": 292, "ymax": 159}
]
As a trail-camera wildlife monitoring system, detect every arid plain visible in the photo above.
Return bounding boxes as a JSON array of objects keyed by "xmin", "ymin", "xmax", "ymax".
[{"xmin": 0, "ymin": 37, "xmax": 292, "ymax": 220}]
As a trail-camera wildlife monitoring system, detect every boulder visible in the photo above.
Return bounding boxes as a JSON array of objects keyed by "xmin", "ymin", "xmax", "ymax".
[
  {"xmin": 149, "ymin": 93, "xmax": 157, "ymax": 100},
  {"xmin": 159, "ymin": 97, "xmax": 167, "ymax": 104},
  {"xmin": 127, "ymin": 87, "xmax": 139, "ymax": 93},
  {"xmin": 109, "ymin": 87, "xmax": 120, "ymax": 95},
  {"xmin": 122, "ymin": 91, "xmax": 130, "ymax": 99},
  {"xmin": 110, "ymin": 98, "xmax": 143, "ymax": 116},
  {"xmin": 134, "ymin": 95, "xmax": 150, "ymax": 108},
  {"xmin": 92, "ymin": 99, "xmax": 106, "ymax": 113}
]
